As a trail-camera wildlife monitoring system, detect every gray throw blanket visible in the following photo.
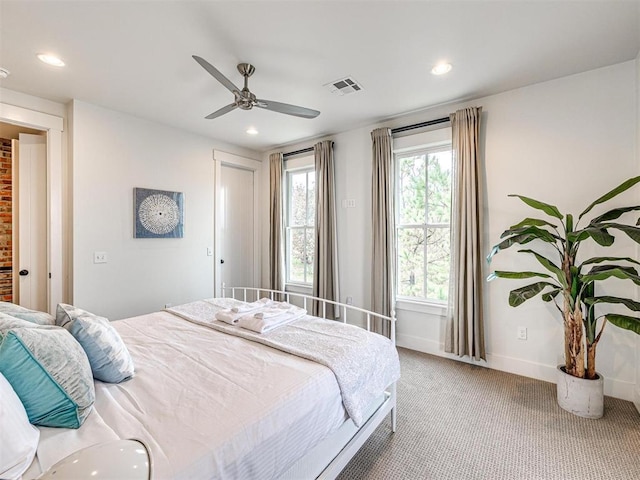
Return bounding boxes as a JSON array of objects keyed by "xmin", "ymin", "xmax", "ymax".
[{"xmin": 166, "ymin": 300, "xmax": 400, "ymax": 427}]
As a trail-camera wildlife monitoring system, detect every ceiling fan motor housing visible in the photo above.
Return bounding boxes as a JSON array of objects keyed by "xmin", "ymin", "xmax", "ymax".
[{"xmin": 237, "ymin": 90, "xmax": 257, "ymax": 110}]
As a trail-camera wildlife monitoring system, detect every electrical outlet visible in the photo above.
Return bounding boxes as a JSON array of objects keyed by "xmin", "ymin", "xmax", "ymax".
[
  {"xmin": 93, "ymin": 251, "xmax": 107, "ymax": 264},
  {"xmin": 517, "ymin": 326, "xmax": 527, "ymax": 340},
  {"xmin": 206, "ymin": 247, "xmax": 213, "ymax": 256},
  {"xmin": 346, "ymin": 296, "xmax": 353, "ymax": 305}
]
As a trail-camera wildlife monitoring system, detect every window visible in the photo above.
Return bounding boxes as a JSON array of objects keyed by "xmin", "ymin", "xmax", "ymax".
[
  {"xmin": 396, "ymin": 143, "xmax": 452, "ymax": 303},
  {"xmin": 285, "ymin": 167, "xmax": 315, "ymax": 285}
]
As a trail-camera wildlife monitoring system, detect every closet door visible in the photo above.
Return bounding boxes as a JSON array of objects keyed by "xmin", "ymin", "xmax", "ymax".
[
  {"xmin": 15, "ymin": 133, "xmax": 48, "ymax": 311},
  {"xmin": 219, "ymin": 164, "xmax": 255, "ymax": 293}
]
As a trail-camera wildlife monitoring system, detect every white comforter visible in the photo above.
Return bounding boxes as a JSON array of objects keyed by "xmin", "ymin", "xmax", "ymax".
[
  {"xmin": 30, "ymin": 311, "xmax": 349, "ymax": 480},
  {"xmin": 168, "ymin": 299, "xmax": 401, "ymax": 427}
]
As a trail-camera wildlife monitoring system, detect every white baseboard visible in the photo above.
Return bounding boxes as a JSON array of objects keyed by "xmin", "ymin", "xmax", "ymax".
[{"xmin": 396, "ymin": 333, "xmax": 636, "ymax": 402}]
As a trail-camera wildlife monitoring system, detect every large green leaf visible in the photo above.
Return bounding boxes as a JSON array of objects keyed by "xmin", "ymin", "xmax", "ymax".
[
  {"xmin": 508, "ymin": 194, "xmax": 563, "ymax": 220},
  {"xmin": 509, "ymin": 217, "xmax": 559, "ymax": 231},
  {"xmin": 581, "ymin": 267, "xmax": 640, "ymax": 287},
  {"xmin": 580, "ymin": 256, "xmax": 640, "ymax": 268},
  {"xmin": 567, "ymin": 227, "xmax": 615, "ymax": 246},
  {"xmin": 600, "ymin": 223, "xmax": 640, "ymax": 244},
  {"xmin": 541, "ymin": 288, "xmax": 562, "ymax": 302},
  {"xmin": 487, "ymin": 271, "xmax": 553, "ymax": 281},
  {"xmin": 500, "ymin": 225, "xmax": 560, "ymax": 241},
  {"xmin": 508, "ymin": 282, "xmax": 558, "ymax": 307},
  {"xmin": 605, "ymin": 314, "xmax": 640, "ymax": 335},
  {"xmin": 586, "ymin": 264, "xmax": 639, "ymax": 276},
  {"xmin": 591, "ymin": 206, "xmax": 640, "ymax": 224},
  {"xmin": 584, "ymin": 296, "xmax": 640, "ymax": 312},
  {"xmin": 487, "ymin": 232, "xmax": 555, "ymax": 263},
  {"xmin": 579, "ymin": 176, "xmax": 640, "ymax": 220},
  {"xmin": 517, "ymin": 249, "xmax": 567, "ymax": 288}
]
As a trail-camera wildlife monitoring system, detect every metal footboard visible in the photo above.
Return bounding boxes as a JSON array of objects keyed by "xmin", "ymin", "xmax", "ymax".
[
  {"xmin": 221, "ymin": 286, "xmax": 396, "ymax": 346},
  {"xmin": 223, "ymin": 286, "xmax": 399, "ymax": 478}
]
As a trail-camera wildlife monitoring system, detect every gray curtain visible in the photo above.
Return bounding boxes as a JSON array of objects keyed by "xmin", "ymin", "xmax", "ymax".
[
  {"xmin": 269, "ymin": 152, "xmax": 284, "ymax": 292},
  {"xmin": 445, "ymin": 107, "xmax": 485, "ymax": 360},
  {"xmin": 312, "ymin": 140, "xmax": 339, "ymax": 318},
  {"xmin": 370, "ymin": 127, "xmax": 395, "ymax": 337}
]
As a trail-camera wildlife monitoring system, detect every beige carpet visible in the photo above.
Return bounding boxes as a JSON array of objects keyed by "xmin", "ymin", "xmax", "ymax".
[{"xmin": 337, "ymin": 348, "xmax": 640, "ymax": 480}]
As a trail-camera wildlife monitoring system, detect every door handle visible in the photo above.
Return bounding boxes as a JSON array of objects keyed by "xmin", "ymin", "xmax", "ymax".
[
  {"xmin": 220, "ymin": 259, "xmax": 225, "ymax": 264},
  {"xmin": 19, "ymin": 269, "xmax": 29, "ymax": 276}
]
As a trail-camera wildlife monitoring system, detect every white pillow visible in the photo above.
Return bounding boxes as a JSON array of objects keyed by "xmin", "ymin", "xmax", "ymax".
[{"xmin": 0, "ymin": 372, "xmax": 39, "ymax": 480}]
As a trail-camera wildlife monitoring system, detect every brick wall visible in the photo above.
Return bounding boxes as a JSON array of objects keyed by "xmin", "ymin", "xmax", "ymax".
[{"xmin": 0, "ymin": 138, "xmax": 12, "ymax": 302}]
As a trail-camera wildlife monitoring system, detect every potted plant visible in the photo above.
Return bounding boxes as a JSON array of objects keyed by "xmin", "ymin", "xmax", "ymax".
[{"xmin": 487, "ymin": 176, "xmax": 640, "ymax": 418}]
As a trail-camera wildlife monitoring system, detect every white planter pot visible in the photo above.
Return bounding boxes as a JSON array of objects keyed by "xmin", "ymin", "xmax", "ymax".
[{"xmin": 556, "ymin": 365, "xmax": 604, "ymax": 419}]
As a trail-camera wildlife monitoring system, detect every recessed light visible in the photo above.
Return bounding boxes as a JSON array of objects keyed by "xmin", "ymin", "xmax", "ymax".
[
  {"xmin": 246, "ymin": 127, "xmax": 258, "ymax": 135},
  {"xmin": 431, "ymin": 63, "xmax": 452, "ymax": 75},
  {"xmin": 37, "ymin": 53, "xmax": 65, "ymax": 67}
]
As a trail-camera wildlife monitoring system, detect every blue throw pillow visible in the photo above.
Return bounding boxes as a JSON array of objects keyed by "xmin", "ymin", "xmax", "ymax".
[
  {"xmin": 57, "ymin": 304, "xmax": 134, "ymax": 383},
  {"xmin": 0, "ymin": 327, "xmax": 95, "ymax": 428}
]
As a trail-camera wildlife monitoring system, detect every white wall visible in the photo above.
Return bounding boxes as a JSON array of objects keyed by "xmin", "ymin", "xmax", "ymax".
[
  {"xmin": 264, "ymin": 60, "xmax": 639, "ymax": 401},
  {"xmin": 71, "ymin": 100, "xmax": 260, "ymax": 320},
  {"xmin": 636, "ymin": 51, "xmax": 640, "ymax": 413}
]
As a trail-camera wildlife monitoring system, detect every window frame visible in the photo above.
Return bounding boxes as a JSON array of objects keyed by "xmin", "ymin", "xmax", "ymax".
[
  {"xmin": 284, "ymin": 158, "xmax": 315, "ymax": 288},
  {"xmin": 394, "ymin": 136, "xmax": 453, "ymax": 308}
]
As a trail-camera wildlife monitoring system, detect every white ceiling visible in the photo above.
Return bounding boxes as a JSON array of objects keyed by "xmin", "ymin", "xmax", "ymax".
[{"xmin": 1, "ymin": 1, "xmax": 639, "ymax": 152}]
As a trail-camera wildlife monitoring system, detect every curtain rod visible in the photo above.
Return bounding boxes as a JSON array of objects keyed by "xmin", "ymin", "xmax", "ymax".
[
  {"xmin": 391, "ymin": 116, "xmax": 449, "ymax": 135},
  {"xmin": 283, "ymin": 141, "xmax": 334, "ymax": 159},
  {"xmin": 283, "ymin": 147, "xmax": 313, "ymax": 159}
]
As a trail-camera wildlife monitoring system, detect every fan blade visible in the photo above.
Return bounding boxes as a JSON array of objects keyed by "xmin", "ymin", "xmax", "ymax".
[
  {"xmin": 193, "ymin": 55, "xmax": 240, "ymax": 94},
  {"xmin": 205, "ymin": 103, "xmax": 238, "ymax": 120},
  {"xmin": 256, "ymin": 99, "xmax": 320, "ymax": 119}
]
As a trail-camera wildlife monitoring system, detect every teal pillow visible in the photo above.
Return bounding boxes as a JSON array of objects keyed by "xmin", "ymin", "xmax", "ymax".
[
  {"xmin": 0, "ymin": 327, "xmax": 95, "ymax": 428},
  {"xmin": 0, "ymin": 302, "xmax": 55, "ymax": 325},
  {"xmin": 57, "ymin": 304, "xmax": 134, "ymax": 383}
]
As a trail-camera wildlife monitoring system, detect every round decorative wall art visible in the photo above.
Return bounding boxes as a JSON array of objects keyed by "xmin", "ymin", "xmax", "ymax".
[{"xmin": 134, "ymin": 188, "xmax": 184, "ymax": 238}]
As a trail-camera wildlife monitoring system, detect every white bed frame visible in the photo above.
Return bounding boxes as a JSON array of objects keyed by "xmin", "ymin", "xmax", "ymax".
[{"xmin": 222, "ymin": 287, "xmax": 397, "ymax": 480}]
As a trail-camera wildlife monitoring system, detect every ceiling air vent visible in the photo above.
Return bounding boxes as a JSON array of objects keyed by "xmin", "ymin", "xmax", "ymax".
[{"xmin": 325, "ymin": 76, "xmax": 363, "ymax": 96}]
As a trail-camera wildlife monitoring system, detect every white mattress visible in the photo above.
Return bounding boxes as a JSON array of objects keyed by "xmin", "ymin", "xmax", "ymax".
[{"xmin": 28, "ymin": 311, "xmax": 348, "ymax": 480}]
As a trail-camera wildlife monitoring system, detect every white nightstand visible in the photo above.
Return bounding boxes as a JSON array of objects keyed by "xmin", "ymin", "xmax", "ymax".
[{"xmin": 37, "ymin": 439, "xmax": 150, "ymax": 479}]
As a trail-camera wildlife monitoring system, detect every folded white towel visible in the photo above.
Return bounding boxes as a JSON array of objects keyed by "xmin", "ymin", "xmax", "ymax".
[
  {"xmin": 238, "ymin": 307, "xmax": 307, "ymax": 334},
  {"xmin": 230, "ymin": 299, "xmax": 271, "ymax": 313},
  {"xmin": 216, "ymin": 299, "xmax": 300, "ymax": 327},
  {"xmin": 215, "ymin": 310, "xmax": 243, "ymax": 325},
  {"xmin": 253, "ymin": 303, "xmax": 298, "ymax": 319}
]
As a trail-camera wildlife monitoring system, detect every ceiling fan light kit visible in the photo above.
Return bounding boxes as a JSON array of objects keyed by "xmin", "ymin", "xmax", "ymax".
[{"xmin": 193, "ymin": 55, "xmax": 320, "ymax": 120}]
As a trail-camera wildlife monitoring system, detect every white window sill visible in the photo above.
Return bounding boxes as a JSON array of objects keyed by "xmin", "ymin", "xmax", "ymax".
[
  {"xmin": 395, "ymin": 299, "xmax": 447, "ymax": 317},
  {"xmin": 285, "ymin": 283, "xmax": 313, "ymax": 295}
]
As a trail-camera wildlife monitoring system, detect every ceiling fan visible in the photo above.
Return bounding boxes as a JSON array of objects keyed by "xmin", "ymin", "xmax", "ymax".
[{"xmin": 193, "ymin": 55, "xmax": 320, "ymax": 120}]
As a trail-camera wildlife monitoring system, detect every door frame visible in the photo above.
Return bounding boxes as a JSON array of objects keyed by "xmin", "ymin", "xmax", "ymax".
[
  {"xmin": 0, "ymin": 103, "xmax": 63, "ymax": 313},
  {"xmin": 212, "ymin": 150, "xmax": 261, "ymax": 297}
]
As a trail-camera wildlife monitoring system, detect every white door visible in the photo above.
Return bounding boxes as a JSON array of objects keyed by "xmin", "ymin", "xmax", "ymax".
[
  {"xmin": 219, "ymin": 164, "xmax": 255, "ymax": 293},
  {"xmin": 14, "ymin": 134, "xmax": 47, "ymax": 310}
]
